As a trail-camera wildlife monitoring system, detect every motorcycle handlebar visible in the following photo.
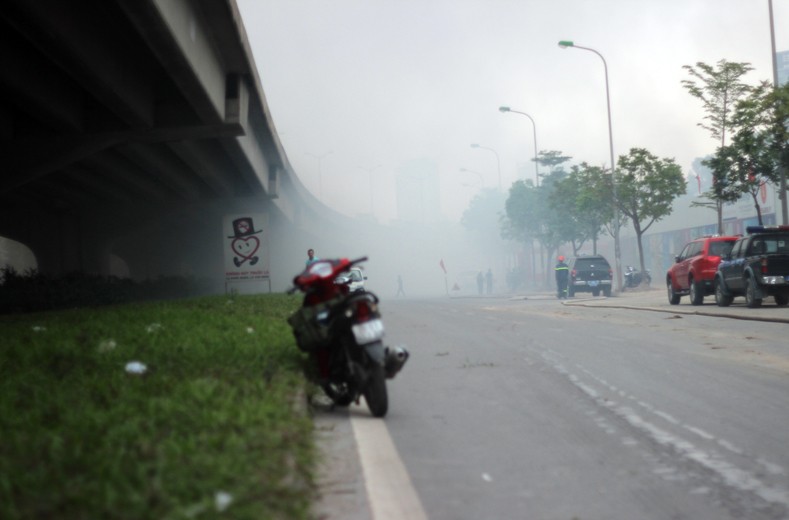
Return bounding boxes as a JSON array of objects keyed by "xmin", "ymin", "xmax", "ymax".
[{"xmin": 349, "ymin": 256, "xmax": 369, "ymax": 266}]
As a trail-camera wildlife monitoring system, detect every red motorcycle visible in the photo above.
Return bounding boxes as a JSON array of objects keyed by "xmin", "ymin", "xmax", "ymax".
[{"xmin": 287, "ymin": 256, "xmax": 408, "ymax": 417}]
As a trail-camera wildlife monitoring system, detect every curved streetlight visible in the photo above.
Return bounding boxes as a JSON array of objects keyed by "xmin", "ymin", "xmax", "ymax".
[
  {"xmin": 470, "ymin": 143, "xmax": 501, "ymax": 190},
  {"xmin": 306, "ymin": 151, "xmax": 333, "ymax": 201},
  {"xmin": 558, "ymin": 39, "xmax": 623, "ymax": 293},
  {"xmin": 499, "ymin": 106, "xmax": 540, "ymax": 186},
  {"xmin": 459, "ymin": 167, "xmax": 484, "ymax": 188}
]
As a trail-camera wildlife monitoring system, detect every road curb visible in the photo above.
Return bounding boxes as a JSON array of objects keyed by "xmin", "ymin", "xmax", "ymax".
[{"xmin": 563, "ymin": 299, "xmax": 789, "ymax": 324}]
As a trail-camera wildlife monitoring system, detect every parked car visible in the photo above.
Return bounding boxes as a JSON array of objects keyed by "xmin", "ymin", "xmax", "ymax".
[
  {"xmin": 714, "ymin": 225, "xmax": 789, "ymax": 308},
  {"xmin": 567, "ymin": 255, "xmax": 613, "ymax": 297},
  {"xmin": 666, "ymin": 235, "xmax": 739, "ymax": 305}
]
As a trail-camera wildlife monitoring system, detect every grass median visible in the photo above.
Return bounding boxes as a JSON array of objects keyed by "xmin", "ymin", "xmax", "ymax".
[{"xmin": 0, "ymin": 293, "xmax": 319, "ymax": 519}]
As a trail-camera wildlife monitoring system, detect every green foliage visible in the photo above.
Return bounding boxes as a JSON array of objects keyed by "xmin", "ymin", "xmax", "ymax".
[
  {"xmin": 768, "ymin": 82, "xmax": 789, "ymax": 174},
  {"xmin": 0, "ymin": 294, "xmax": 316, "ymax": 519},
  {"xmin": 615, "ymin": 148, "xmax": 687, "ymax": 271},
  {"xmin": 681, "ymin": 60, "xmax": 754, "ymax": 145},
  {"xmin": 702, "ymin": 81, "xmax": 789, "ymax": 226},
  {"xmin": 460, "ymin": 188, "xmax": 510, "ymax": 251},
  {"xmin": 503, "ymin": 180, "xmax": 541, "ymax": 242},
  {"xmin": 549, "ymin": 163, "xmax": 614, "ymax": 254},
  {"xmin": 534, "ymin": 150, "xmax": 572, "ymax": 173},
  {"xmin": 502, "ymin": 150, "xmax": 573, "ymax": 245},
  {"xmin": 682, "ymin": 59, "xmax": 756, "ymax": 232}
]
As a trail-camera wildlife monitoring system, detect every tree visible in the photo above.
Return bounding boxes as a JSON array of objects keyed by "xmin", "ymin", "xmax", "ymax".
[
  {"xmin": 615, "ymin": 148, "xmax": 686, "ymax": 274},
  {"xmin": 461, "ymin": 187, "xmax": 509, "ymax": 256},
  {"xmin": 714, "ymin": 82, "xmax": 775, "ymax": 225},
  {"xmin": 502, "ymin": 179, "xmax": 545, "ymax": 288},
  {"xmin": 682, "ymin": 60, "xmax": 754, "ymax": 233},
  {"xmin": 706, "ymin": 81, "xmax": 789, "ymax": 226},
  {"xmin": 763, "ymin": 82, "xmax": 789, "ymax": 217},
  {"xmin": 535, "ymin": 150, "xmax": 573, "ymax": 176},
  {"xmin": 549, "ymin": 164, "xmax": 612, "ymax": 255}
]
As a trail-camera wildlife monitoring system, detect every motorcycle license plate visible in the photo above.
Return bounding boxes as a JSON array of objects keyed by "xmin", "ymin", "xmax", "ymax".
[
  {"xmin": 352, "ymin": 318, "xmax": 385, "ymax": 344},
  {"xmin": 588, "ymin": 280, "xmax": 599, "ymax": 287}
]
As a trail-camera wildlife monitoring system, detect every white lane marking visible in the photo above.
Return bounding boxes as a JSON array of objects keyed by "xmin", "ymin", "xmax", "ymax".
[
  {"xmin": 351, "ymin": 409, "xmax": 428, "ymax": 520},
  {"xmin": 540, "ymin": 351, "xmax": 789, "ymax": 510}
]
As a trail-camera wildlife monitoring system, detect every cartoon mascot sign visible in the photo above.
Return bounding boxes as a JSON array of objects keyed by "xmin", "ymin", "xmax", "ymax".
[{"xmin": 224, "ymin": 214, "xmax": 269, "ymax": 284}]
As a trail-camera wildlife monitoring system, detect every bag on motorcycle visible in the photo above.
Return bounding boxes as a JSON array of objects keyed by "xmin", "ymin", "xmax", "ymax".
[{"xmin": 287, "ymin": 300, "xmax": 335, "ymax": 352}]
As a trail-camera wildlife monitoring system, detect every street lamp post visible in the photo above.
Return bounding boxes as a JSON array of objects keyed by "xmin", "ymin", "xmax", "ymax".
[
  {"xmin": 498, "ymin": 106, "xmax": 540, "ymax": 186},
  {"xmin": 470, "ymin": 144, "xmax": 501, "ymax": 190},
  {"xmin": 359, "ymin": 164, "xmax": 381, "ymax": 216},
  {"xmin": 769, "ymin": 0, "xmax": 788, "ymax": 225},
  {"xmin": 459, "ymin": 167, "xmax": 484, "ymax": 188},
  {"xmin": 306, "ymin": 151, "xmax": 333, "ymax": 201},
  {"xmin": 558, "ymin": 39, "xmax": 623, "ymax": 294}
]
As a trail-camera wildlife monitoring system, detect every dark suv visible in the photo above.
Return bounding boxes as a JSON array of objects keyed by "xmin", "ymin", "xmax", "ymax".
[
  {"xmin": 666, "ymin": 235, "xmax": 738, "ymax": 305},
  {"xmin": 567, "ymin": 255, "xmax": 613, "ymax": 297}
]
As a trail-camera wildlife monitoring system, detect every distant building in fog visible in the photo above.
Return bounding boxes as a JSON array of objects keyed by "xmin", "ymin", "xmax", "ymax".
[
  {"xmin": 778, "ymin": 50, "xmax": 789, "ymax": 86},
  {"xmin": 395, "ymin": 158, "xmax": 441, "ymax": 223}
]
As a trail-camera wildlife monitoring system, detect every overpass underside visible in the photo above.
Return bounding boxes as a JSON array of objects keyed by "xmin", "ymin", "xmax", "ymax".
[{"xmin": 1, "ymin": 0, "xmax": 297, "ymax": 287}]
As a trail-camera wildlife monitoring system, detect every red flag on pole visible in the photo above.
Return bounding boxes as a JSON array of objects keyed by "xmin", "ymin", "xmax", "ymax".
[{"xmin": 439, "ymin": 259, "xmax": 447, "ymax": 274}]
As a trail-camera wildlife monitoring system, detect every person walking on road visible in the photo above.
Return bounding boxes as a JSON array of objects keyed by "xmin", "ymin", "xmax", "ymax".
[
  {"xmin": 555, "ymin": 255, "xmax": 569, "ymax": 299},
  {"xmin": 396, "ymin": 275, "xmax": 405, "ymax": 297}
]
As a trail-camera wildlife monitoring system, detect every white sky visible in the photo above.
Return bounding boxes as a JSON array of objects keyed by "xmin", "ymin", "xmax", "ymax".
[{"xmin": 237, "ymin": 0, "xmax": 788, "ymax": 224}]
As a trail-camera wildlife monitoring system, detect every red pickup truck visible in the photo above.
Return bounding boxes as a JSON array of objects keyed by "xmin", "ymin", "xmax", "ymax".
[{"xmin": 666, "ymin": 235, "xmax": 738, "ymax": 305}]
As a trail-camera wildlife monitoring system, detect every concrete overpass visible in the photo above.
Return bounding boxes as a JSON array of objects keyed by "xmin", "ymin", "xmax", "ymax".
[{"xmin": 0, "ymin": 0, "xmax": 327, "ymax": 290}]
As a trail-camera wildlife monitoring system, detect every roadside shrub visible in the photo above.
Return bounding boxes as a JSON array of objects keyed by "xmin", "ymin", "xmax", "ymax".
[{"xmin": 0, "ymin": 266, "xmax": 216, "ymax": 314}]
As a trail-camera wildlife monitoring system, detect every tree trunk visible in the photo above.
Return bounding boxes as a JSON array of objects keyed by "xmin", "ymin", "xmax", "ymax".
[
  {"xmin": 530, "ymin": 239, "xmax": 536, "ymax": 289},
  {"xmin": 633, "ymin": 219, "xmax": 646, "ymax": 275},
  {"xmin": 546, "ymin": 246, "xmax": 555, "ymax": 289},
  {"xmin": 752, "ymin": 192, "xmax": 763, "ymax": 226}
]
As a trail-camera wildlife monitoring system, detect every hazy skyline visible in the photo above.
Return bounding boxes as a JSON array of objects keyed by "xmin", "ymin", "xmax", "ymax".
[{"xmin": 238, "ymin": 0, "xmax": 788, "ymax": 224}]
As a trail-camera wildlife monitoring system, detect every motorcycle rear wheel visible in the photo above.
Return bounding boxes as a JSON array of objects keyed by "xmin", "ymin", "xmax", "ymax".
[{"xmin": 363, "ymin": 364, "xmax": 388, "ymax": 417}]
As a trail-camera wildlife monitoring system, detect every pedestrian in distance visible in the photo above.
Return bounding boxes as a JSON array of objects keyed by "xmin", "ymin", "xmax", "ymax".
[
  {"xmin": 396, "ymin": 275, "xmax": 405, "ymax": 297},
  {"xmin": 555, "ymin": 255, "xmax": 569, "ymax": 299}
]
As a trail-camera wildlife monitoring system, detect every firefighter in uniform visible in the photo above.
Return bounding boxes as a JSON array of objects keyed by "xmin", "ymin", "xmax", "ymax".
[{"xmin": 555, "ymin": 255, "xmax": 569, "ymax": 299}]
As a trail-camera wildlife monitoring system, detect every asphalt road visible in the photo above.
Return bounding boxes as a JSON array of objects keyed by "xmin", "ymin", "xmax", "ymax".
[{"xmin": 313, "ymin": 290, "xmax": 789, "ymax": 520}]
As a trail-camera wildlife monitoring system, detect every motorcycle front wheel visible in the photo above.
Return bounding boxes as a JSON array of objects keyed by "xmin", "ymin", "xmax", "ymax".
[
  {"xmin": 363, "ymin": 364, "xmax": 388, "ymax": 417},
  {"xmin": 322, "ymin": 381, "xmax": 355, "ymax": 407}
]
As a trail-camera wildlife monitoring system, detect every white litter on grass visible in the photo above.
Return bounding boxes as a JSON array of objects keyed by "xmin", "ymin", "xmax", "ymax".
[
  {"xmin": 481, "ymin": 473, "xmax": 493, "ymax": 482},
  {"xmin": 145, "ymin": 323, "xmax": 162, "ymax": 333},
  {"xmin": 98, "ymin": 339, "xmax": 117, "ymax": 352},
  {"xmin": 215, "ymin": 491, "xmax": 233, "ymax": 512},
  {"xmin": 125, "ymin": 361, "xmax": 147, "ymax": 375},
  {"xmin": 32, "ymin": 326, "xmax": 46, "ymax": 332},
  {"xmin": 246, "ymin": 327, "xmax": 254, "ymax": 334}
]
